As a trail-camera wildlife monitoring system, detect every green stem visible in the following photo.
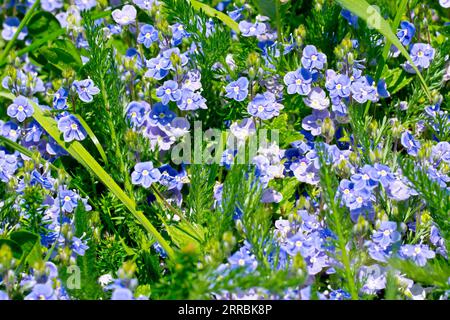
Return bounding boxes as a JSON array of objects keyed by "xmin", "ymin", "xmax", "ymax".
[{"xmin": 0, "ymin": 0, "xmax": 40, "ymax": 64}]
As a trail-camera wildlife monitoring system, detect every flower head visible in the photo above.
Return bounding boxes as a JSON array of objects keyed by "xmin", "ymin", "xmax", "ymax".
[
  {"xmin": 138, "ymin": 24, "xmax": 158, "ymax": 48},
  {"xmin": 7, "ymin": 96, "xmax": 33, "ymax": 122},
  {"xmin": 73, "ymin": 79, "xmax": 100, "ymax": 103},
  {"xmin": 112, "ymin": 5, "xmax": 137, "ymax": 26},
  {"xmin": 225, "ymin": 77, "xmax": 249, "ymax": 102},
  {"xmin": 57, "ymin": 114, "xmax": 87, "ymax": 142},
  {"xmin": 131, "ymin": 161, "xmax": 161, "ymax": 188}
]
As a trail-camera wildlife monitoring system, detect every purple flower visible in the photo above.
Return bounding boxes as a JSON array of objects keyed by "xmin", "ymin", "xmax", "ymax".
[
  {"xmin": 59, "ymin": 189, "xmax": 79, "ymax": 213},
  {"xmin": 291, "ymin": 159, "xmax": 320, "ymax": 185},
  {"xmin": 307, "ymin": 252, "xmax": 328, "ymax": 275},
  {"xmin": 432, "ymin": 142, "xmax": 450, "ymax": 164},
  {"xmin": 329, "ymin": 289, "xmax": 351, "ymax": 300},
  {"xmin": 57, "ymin": 114, "xmax": 87, "ymax": 142},
  {"xmin": 7, "ymin": 95, "xmax": 34, "ymax": 122},
  {"xmin": 177, "ymin": 89, "xmax": 207, "ymax": 111},
  {"xmin": 350, "ymin": 76, "xmax": 377, "ymax": 103},
  {"xmin": 133, "ymin": 0, "xmax": 156, "ymax": 10},
  {"xmin": 397, "ymin": 21, "xmax": 415, "ymax": 46},
  {"xmin": 401, "ymin": 131, "xmax": 421, "ymax": 156},
  {"xmin": 440, "ymin": 0, "xmax": 450, "ymax": 8},
  {"xmin": 126, "ymin": 101, "xmax": 150, "ymax": 127},
  {"xmin": 41, "ymin": 0, "xmax": 63, "ymax": 12},
  {"xmin": 0, "ymin": 150, "xmax": 18, "ymax": 183},
  {"xmin": 112, "ymin": 5, "xmax": 137, "ymax": 26},
  {"xmin": 2, "ymin": 17, "xmax": 28, "ymax": 41},
  {"xmin": 284, "ymin": 68, "xmax": 312, "ymax": 95},
  {"xmin": 247, "ymin": 92, "xmax": 282, "ymax": 120},
  {"xmin": 261, "ymin": 188, "xmax": 283, "ymax": 203},
  {"xmin": 301, "ymin": 109, "xmax": 330, "ymax": 136},
  {"xmin": 301, "ymin": 45, "xmax": 326, "ymax": 70},
  {"xmin": 228, "ymin": 245, "xmax": 258, "ymax": 272},
  {"xmin": 53, "ymin": 88, "xmax": 68, "ymax": 110},
  {"xmin": 326, "ymin": 70, "xmax": 351, "ymax": 99},
  {"xmin": 149, "ymin": 103, "xmax": 176, "ymax": 126},
  {"xmin": 409, "ymin": 43, "xmax": 435, "ymax": 69},
  {"xmin": 351, "ymin": 165, "xmax": 379, "ymax": 191},
  {"xmin": 25, "ymin": 283, "xmax": 56, "ymax": 300},
  {"xmin": 303, "ymin": 87, "xmax": 329, "ymax": 110},
  {"xmin": 156, "ymin": 80, "xmax": 182, "ymax": 105},
  {"xmin": 111, "ymin": 288, "xmax": 134, "ymax": 300},
  {"xmin": 131, "ymin": 161, "xmax": 161, "ymax": 188},
  {"xmin": 24, "ymin": 120, "xmax": 43, "ymax": 143},
  {"xmin": 225, "ymin": 77, "xmax": 249, "ymax": 101},
  {"xmin": 73, "ymin": 79, "xmax": 100, "ymax": 103},
  {"xmin": 374, "ymin": 164, "xmax": 395, "ymax": 188},
  {"xmin": 238, "ymin": 21, "xmax": 266, "ymax": 37},
  {"xmin": 74, "ymin": 0, "xmax": 97, "ymax": 10},
  {"xmin": 282, "ymin": 233, "xmax": 314, "ymax": 257},
  {"xmin": 338, "ymin": 179, "xmax": 354, "ymax": 206},
  {"xmin": 138, "ymin": 24, "xmax": 158, "ymax": 48},
  {"xmin": 400, "ymin": 244, "xmax": 435, "ymax": 267},
  {"xmin": 171, "ymin": 23, "xmax": 189, "ymax": 44},
  {"xmin": 387, "ymin": 179, "xmax": 417, "ymax": 201},
  {"xmin": 346, "ymin": 188, "xmax": 371, "ymax": 211},
  {"xmin": 1, "ymin": 121, "xmax": 20, "ymax": 142},
  {"xmin": 372, "ymin": 221, "xmax": 401, "ymax": 248},
  {"xmin": 145, "ymin": 56, "xmax": 171, "ymax": 80}
]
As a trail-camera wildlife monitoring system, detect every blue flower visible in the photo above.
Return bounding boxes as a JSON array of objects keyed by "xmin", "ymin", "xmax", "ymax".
[
  {"xmin": 171, "ymin": 23, "xmax": 189, "ymax": 45},
  {"xmin": 72, "ymin": 79, "xmax": 100, "ymax": 103},
  {"xmin": 131, "ymin": 161, "xmax": 161, "ymax": 188},
  {"xmin": 220, "ymin": 149, "xmax": 236, "ymax": 169},
  {"xmin": 329, "ymin": 289, "xmax": 351, "ymax": 300},
  {"xmin": 397, "ymin": 21, "xmax": 415, "ymax": 46},
  {"xmin": 0, "ymin": 150, "xmax": 18, "ymax": 183},
  {"xmin": 53, "ymin": 88, "xmax": 68, "ymax": 110},
  {"xmin": 401, "ymin": 131, "xmax": 421, "ymax": 156},
  {"xmin": 301, "ymin": 109, "xmax": 330, "ymax": 136},
  {"xmin": 112, "ymin": 4, "xmax": 137, "ymax": 26},
  {"xmin": 133, "ymin": 0, "xmax": 156, "ymax": 10},
  {"xmin": 59, "ymin": 189, "xmax": 79, "ymax": 213},
  {"xmin": 111, "ymin": 288, "xmax": 134, "ymax": 300},
  {"xmin": 1, "ymin": 121, "xmax": 20, "ymax": 142},
  {"xmin": 228, "ymin": 245, "xmax": 258, "ymax": 272},
  {"xmin": 24, "ymin": 120, "xmax": 43, "ymax": 143},
  {"xmin": 156, "ymin": 80, "xmax": 182, "ymax": 105},
  {"xmin": 238, "ymin": 21, "xmax": 266, "ymax": 37},
  {"xmin": 373, "ymin": 163, "xmax": 395, "ymax": 188},
  {"xmin": 41, "ymin": 0, "xmax": 63, "ymax": 12},
  {"xmin": 301, "ymin": 45, "xmax": 327, "ymax": 70},
  {"xmin": 177, "ymin": 89, "xmax": 207, "ymax": 111},
  {"xmin": 224, "ymin": 77, "xmax": 249, "ymax": 101},
  {"xmin": 57, "ymin": 114, "xmax": 87, "ymax": 142},
  {"xmin": 372, "ymin": 221, "xmax": 401, "ymax": 248},
  {"xmin": 341, "ymin": 9, "xmax": 358, "ymax": 28},
  {"xmin": 400, "ymin": 244, "xmax": 435, "ymax": 267},
  {"xmin": 303, "ymin": 87, "xmax": 330, "ymax": 110},
  {"xmin": 145, "ymin": 56, "xmax": 171, "ymax": 80},
  {"xmin": 350, "ymin": 77, "xmax": 377, "ymax": 103},
  {"xmin": 74, "ymin": 0, "xmax": 97, "ymax": 10},
  {"xmin": 7, "ymin": 95, "xmax": 33, "ymax": 122},
  {"xmin": 149, "ymin": 103, "xmax": 176, "ymax": 126},
  {"xmin": 126, "ymin": 101, "xmax": 150, "ymax": 127},
  {"xmin": 408, "ymin": 43, "xmax": 435, "ymax": 70},
  {"xmin": 25, "ymin": 283, "xmax": 56, "ymax": 300},
  {"xmin": 2, "ymin": 17, "xmax": 28, "ymax": 41},
  {"xmin": 71, "ymin": 236, "xmax": 89, "ymax": 256},
  {"xmin": 346, "ymin": 187, "xmax": 371, "ymax": 211},
  {"xmin": 351, "ymin": 165, "xmax": 379, "ymax": 191},
  {"xmin": 284, "ymin": 68, "xmax": 312, "ymax": 95},
  {"xmin": 326, "ymin": 70, "xmax": 351, "ymax": 98},
  {"xmin": 247, "ymin": 92, "xmax": 283, "ymax": 120},
  {"xmin": 138, "ymin": 24, "xmax": 158, "ymax": 48}
]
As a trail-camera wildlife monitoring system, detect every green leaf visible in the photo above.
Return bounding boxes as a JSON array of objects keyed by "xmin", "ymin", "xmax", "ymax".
[
  {"xmin": 39, "ymin": 47, "xmax": 82, "ymax": 71},
  {"xmin": 0, "ymin": 91, "xmax": 175, "ymax": 261},
  {"xmin": 166, "ymin": 221, "xmax": 204, "ymax": 253},
  {"xmin": 27, "ymin": 11, "xmax": 61, "ymax": 37},
  {"xmin": 0, "ymin": 239, "xmax": 23, "ymax": 260},
  {"xmin": 335, "ymin": 0, "xmax": 432, "ymax": 102},
  {"xmin": 10, "ymin": 231, "xmax": 42, "ymax": 269},
  {"xmin": 190, "ymin": 0, "xmax": 240, "ymax": 33},
  {"xmin": 74, "ymin": 114, "xmax": 109, "ymax": 165},
  {"xmin": 252, "ymin": 0, "xmax": 277, "ymax": 20}
]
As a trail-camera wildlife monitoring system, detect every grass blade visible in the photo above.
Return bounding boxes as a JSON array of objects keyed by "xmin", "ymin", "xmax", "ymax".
[
  {"xmin": 74, "ymin": 114, "xmax": 109, "ymax": 166},
  {"xmin": 190, "ymin": 0, "xmax": 240, "ymax": 33}
]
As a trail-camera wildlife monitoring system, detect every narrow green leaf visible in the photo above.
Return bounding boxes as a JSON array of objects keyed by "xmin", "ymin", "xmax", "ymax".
[
  {"xmin": 0, "ymin": 91, "xmax": 175, "ymax": 261},
  {"xmin": 335, "ymin": 0, "xmax": 432, "ymax": 102},
  {"xmin": 0, "ymin": 239, "xmax": 23, "ymax": 260},
  {"xmin": 190, "ymin": 0, "xmax": 240, "ymax": 33},
  {"xmin": 74, "ymin": 114, "xmax": 109, "ymax": 166}
]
